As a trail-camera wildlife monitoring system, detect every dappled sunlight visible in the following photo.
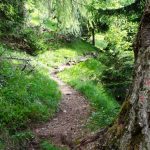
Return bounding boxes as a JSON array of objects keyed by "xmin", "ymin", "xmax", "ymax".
[
  {"xmin": 94, "ymin": 34, "xmax": 108, "ymax": 50},
  {"xmin": 37, "ymin": 39, "xmax": 96, "ymax": 68},
  {"xmin": 1, "ymin": 0, "xmax": 145, "ymax": 149},
  {"xmin": 58, "ymin": 59, "xmax": 104, "ymax": 82}
]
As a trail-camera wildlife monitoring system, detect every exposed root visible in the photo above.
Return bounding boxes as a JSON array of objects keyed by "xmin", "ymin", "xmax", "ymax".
[{"xmin": 74, "ymin": 128, "xmax": 108, "ymax": 150}]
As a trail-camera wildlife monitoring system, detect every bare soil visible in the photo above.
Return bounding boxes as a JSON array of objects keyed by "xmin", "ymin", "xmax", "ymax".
[{"xmin": 29, "ymin": 58, "xmax": 95, "ymax": 150}]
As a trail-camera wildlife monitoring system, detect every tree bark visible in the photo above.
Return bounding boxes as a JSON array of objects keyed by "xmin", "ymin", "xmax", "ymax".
[{"xmin": 98, "ymin": 1, "xmax": 150, "ymax": 149}]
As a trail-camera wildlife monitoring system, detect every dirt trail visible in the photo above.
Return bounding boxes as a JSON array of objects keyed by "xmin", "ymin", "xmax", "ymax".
[{"xmin": 30, "ymin": 57, "xmax": 93, "ymax": 150}]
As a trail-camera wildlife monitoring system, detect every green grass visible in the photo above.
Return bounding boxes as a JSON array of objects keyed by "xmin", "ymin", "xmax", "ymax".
[
  {"xmin": 0, "ymin": 39, "xmax": 96, "ymax": 148},
  {"xmin": 0, "ymin": 44, "xmax": 61, "ymax": 149},
  {"xmin": 40, "ymin": 141, "xmax": 65, "ymax": 150},
  {"xmin": 95, "ymin": 34, "xmax": 108, "ymax": 50},
  {"xmin": 58, "ymin": 59, "xmax": 120, "ymax": 130},
  {"xmin": 37, "ymin": 39, "xmax": 96, "ymax": 69}
]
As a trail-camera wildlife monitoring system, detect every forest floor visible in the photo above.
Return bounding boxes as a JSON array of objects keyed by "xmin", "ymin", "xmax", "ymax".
[
  {"xmin": 0, "ymin": 39, "xmax": 119, "ymax": 150},
  {"xmin": 30, "ymin": 57, "xmax": 96, "ymax": 150}
]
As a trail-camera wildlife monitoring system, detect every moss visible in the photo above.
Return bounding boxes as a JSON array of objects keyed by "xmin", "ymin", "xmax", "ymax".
[
  {"xmin": 108, "ymin": 100, "xmax": 131, "ymax": 138},
  {"xmin": 99, "ymin": 100, "xmax": 132, "ymax": 149},
  {"xmin": 118, "ymin": 99, "xmax": 131, "ymax": 124}
]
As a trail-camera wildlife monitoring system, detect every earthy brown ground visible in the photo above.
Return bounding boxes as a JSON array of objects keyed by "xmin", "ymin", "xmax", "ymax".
[{"xmin": 29, "ymin": 58, "xmax": 96, "ymax": 150}]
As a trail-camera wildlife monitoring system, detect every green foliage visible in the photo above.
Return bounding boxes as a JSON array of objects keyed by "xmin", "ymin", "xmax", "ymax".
[
  {"xmin": 90, "ymin": 0, "xmax": 135, "ymax": 9},
  {"xmin": 98, "ymin": 16, "xmax": 136, "ymax": 102},
  {"xmin": 99, "ymin": 51, "xmax": 134, "ymax": 102},
  {"xmin": 58, "ymin": 59, "xmax": 120, "ymax": 130},
  {"xmin": 0, "ymin": 44, "xmax": 61, "ymax": 147},
  {"xmin": 0, "ymin": 128, "xmax": 34, "ymax": 149},
  {"xmin": 11, "ymin": 131, "xmax": 34, "ymax": 149},
  {"xmin": 20, "ymin": 27, "xmax": 47, "ymax": 54},
  {"xmin": 0, "ymin": 39, "xmax": 95, "ymax": 148},
  {"xmin": 43, "ymin": 20, "xmax": 58, "ymax": 31},
  {"xmin": 0, "ymin": 0, "xmax": 25, "ymax": 34},
  {"xmin": 0, "ymin": 0, "xmax": 48, "ymax": 54},
  {"xmin": 94, "ymin": 34, "xmax": 108, "ymax": 50},
  {"xmin": 37, "ymin": 39, "xmax": 96, "ymax": 68},
  {"xmin": 40, "ymin": 141, "xmax": 63, "ymax": 150},
  {"xmin": 0, "ymin": 0, "xmax": 142, "ymax": 148},
  {"xmin": 53, "ymin": 0, "xmax": 90, "ymax": 36}
]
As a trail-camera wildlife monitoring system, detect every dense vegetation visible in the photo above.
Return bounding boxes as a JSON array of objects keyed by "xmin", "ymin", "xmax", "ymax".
[
  {"xmin": 0, "ymin": 44, "xmax": 61, "ymax": 149},
  {"xmin": 0, "ymin": 0, "xmax": 145, "ymax": 149}
]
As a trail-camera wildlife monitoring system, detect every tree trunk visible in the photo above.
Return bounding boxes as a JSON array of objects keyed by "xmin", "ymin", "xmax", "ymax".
[
  {"xmin": 91, "ymin": 28, "xmax": 95, "ymax": 46},
  {"xmin": 91, "ymin": 21, "xmax": 95, "ymax": 46},
  {"xmin": 98, "ymin": 1, "xmax": 150, "ymax": 149}
]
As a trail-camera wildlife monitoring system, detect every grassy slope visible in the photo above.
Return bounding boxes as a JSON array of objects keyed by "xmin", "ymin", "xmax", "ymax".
[{"xmin": 0, "ymin": 44, "xmax": 61, "ymax": 149}]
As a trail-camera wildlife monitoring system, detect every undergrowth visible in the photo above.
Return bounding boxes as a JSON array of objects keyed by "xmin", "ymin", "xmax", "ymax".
[
  {"xmin": 0, "ymin": 39, "xmax": 95, "ymax": 149},
  {"xmin": 0, "ymin": 44, "xmax": 61, "ymax": 149},
  {"xmin": 40, "ymin": 141, "xmax": 65, "ymax": 150},
  {"xmin": 99, "ymin": 50, "xmax": 134, "ymax": 102}
]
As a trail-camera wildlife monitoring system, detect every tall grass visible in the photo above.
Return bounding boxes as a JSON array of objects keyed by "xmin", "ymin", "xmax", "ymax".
[{"xmin": 0, "ymin": 45, "xmax": 61, "ymax": 148}]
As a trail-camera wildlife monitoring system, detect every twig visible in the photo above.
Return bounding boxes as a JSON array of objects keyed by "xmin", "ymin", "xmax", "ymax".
[
  {"xmin": 21, "ymin": 64, "xmax": 27, "ymax": 71},
  {"xmin": 27, "ymin": 67, "xmax": 35, "ymax": 74}
]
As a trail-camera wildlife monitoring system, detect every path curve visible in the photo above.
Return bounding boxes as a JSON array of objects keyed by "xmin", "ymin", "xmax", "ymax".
[{"xmin": 30, "ymin": 57, "xmax": 93, "ymax": 150}]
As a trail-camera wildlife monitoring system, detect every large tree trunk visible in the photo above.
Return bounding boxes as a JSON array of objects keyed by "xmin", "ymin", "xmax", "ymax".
[{"xmin": 98, "ymin": 1, "xmax": 150, "ymax": 149}]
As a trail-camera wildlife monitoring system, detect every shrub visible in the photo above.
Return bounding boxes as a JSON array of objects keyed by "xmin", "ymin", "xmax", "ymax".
[
  {"xmin": 99, "ymin": 48, "xmax": 134, "ymax": 102},
  {"xmin": 20, "ymin": 27, "xmax": 47, "ymax": 54}
]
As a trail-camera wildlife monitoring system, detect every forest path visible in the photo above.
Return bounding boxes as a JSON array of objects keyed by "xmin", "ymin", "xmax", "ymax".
[{"xmin": 30, "ymin": 56, "xmax": 95, "ymax": 150}]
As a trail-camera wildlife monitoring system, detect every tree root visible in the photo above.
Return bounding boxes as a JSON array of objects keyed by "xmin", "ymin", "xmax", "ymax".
[{"xmin": 73, "ymin": 128, "xmax": 108, "ymax": 150}]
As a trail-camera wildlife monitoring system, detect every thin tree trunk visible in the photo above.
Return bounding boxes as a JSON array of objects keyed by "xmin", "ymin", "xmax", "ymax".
[
  {"xmin": 91, "ymin": 21, "xmax": 95, "ymax": 46},
  {"xmin": 91, "ymin": 28, "xmax": 95, "ymax": 46},
  {"xmin": 98, "ymin": 1, "xmax": 150, "ymax": 149}
]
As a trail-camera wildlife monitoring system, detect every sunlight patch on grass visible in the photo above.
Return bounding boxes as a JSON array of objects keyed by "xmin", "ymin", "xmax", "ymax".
[
  {"xmin": 37, "ymin": 48, "xmax": 79, "ymax": 68},
  {"xmin": 37, "ymin": 39, "xmax": 96, "ymax": 69},
  {"xmin": 95, "ymin": 34, "xmax": 108, "ymax": 50}
]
